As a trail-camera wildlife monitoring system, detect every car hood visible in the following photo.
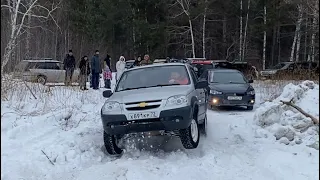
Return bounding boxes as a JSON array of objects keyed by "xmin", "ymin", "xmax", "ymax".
[
  {"xmin": 108, "ymin": 85, "xmax": 193, "ymax": 103},
  {"xmin": 209, "ymin": 83, "xmax": 251, "ymax": 93}
]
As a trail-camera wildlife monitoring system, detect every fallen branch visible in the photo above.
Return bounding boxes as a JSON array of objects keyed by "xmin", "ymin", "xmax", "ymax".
[
  {"xmin": 280, "ymin": 99, "xmax": 319, "ymax": 125},
  {"xmin": 23, "ymin": 81, "xmax": 37, "ymax": 99},
  {"xmin": 41, "ymin": 150, "xmax": 55, "ymax": 165}
]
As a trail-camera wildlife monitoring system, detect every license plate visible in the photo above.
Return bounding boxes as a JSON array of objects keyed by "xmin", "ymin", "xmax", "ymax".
[
  {"xmin": 227, "ymin": 96, "xmax": 242, "ymax": 100},
  {"xmin": 128, "ymin": 112, "xmax": 157, "ymax": 120}
]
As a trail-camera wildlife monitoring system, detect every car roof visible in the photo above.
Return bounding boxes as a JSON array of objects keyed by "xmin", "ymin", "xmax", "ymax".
[
  {"xmin": 126, "ymin": 63, "xmax": 186, "ymax": 71},
  {"xmin": 22, "ymin": 60, "xmax": 60, "ymax": 63},
  {"xmin": 209, "ymin": 68, "xmax": 241, "ymax": 73},
  {"xmin": 191, "ymin": 60, "xmax": 213, "ymax": 64},
  {"xmin": 126, "ymin": 60, "xmax": 135, "ymax": 62},
  {"xmin": 211, "ymin": 60, "xmax": 229, "ymax": 63}
]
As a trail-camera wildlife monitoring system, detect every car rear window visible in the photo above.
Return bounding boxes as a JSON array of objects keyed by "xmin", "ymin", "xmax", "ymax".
[{"xmin": 209, "ymin": 71, "xmax": 247, "ymax": 84}]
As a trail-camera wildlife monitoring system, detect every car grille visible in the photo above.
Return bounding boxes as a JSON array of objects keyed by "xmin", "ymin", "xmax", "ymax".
[
  {"xmin": 126, "ymin": 105, "xmax": 160, "ymax": 111},
  {"xmin": 225, "ymin": 93, "xmax": 245, "ymax": 96},
  {"xmin": 124, "ymin": 100, "xmax": 162, "ymax": 111}
]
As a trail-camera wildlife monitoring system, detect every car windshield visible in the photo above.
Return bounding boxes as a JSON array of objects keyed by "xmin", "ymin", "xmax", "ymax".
[
  {"xmin": 272, "ymin": 63, "xmax": 288, "ymax": 69},
  {"xmin": 209, "ymin": 71, "xmax": 247, "ymax": 84},
  {"xmin": 115, "ymin": 65, "xmax": 190, "ymax": 92}
]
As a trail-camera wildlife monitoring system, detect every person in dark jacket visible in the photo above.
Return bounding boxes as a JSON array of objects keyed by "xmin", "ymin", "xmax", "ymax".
[
  {"xmin": 91, "ymin": 50, "xmax": 102, "ymax": 90},
  {"xmin": 140, "ymin": 54, "xmax": 151, "ymax": 66},
  {"xmin": 63, "ymin": 50, "xmax": 76, "ymax": 85},
  {"xmin": 79, "ymin": 56, "xmax": 90, "ymax": 90}
]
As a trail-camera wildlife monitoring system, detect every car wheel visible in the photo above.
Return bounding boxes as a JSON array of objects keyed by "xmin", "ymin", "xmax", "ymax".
[
  {"xmin": 247, "ymin": 106, "xmax": 253, "ymax": 110},
  {"xmin": 199, "ymin": 115, "xmax": 207, "ymax": 136},
  {"xmin": 179, "ymin": 118, "xmax": 200, "ymax": 149},
  {"xmin": 37, "ymin": 76, "xmax": 47, "ymax": 85},
  {"xmin": 103, "ymin": 131, "xmax": 123, "ymax": 155}
]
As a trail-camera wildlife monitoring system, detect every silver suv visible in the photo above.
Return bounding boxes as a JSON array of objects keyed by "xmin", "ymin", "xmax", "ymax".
[
  {"xmin": 101, "ymin": 63, "xmax": 209, "ymax": 155},
  {"xmin": 15, "ymin": 59, "xmax": 80, "ymax": 85}
]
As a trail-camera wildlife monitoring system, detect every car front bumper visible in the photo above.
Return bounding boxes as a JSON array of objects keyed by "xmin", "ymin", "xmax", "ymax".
[
  {"xmin": 101, "ymin": 106, "xmax": 192, "ymax": 135},
  {"xmin": 209, "ymin": 94, "xmax": 255, "ymax": 107}
]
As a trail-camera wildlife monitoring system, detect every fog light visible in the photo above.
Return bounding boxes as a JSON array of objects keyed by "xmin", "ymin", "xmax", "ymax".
[
  {"xmin": 111, "ymin": 125, "xmax": 115, "ymax": 129},
  {"xmin": 175, "ymin": 119, "xmax": 180, "ymax": 122},
  {"xmin": 212, "ymin": 98, "xmax": 218, "ymax": 104},
  {"xmin": 250, "ymin": 99, "xmax": 255, "ymax": 103}
]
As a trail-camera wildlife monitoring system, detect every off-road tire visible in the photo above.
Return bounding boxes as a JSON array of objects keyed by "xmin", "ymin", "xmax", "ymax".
[
  {"xmin": 247, "ymin": 106, "xmax": 254, "ymax": 110},
  {"xmin": 37, "ymin": 75, "xmax": 47, "ymax": 85},
  {"xmin": 179, "ymin": 118, "xmax": 200, "ymax": 149},
  {"xmin": 103, "ymin": 131, "xmax": 123, "ymax": 155}
]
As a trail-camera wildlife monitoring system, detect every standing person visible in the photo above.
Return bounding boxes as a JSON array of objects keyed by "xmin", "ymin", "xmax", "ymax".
[
  {"xmin": 104, "ymin": 54, "xmax": 111, "ymax": 68},
  {"xmin": 63, "ymin": 50, "xmax": 76, "ymax": 85},
  {"xmin": 134, "ymin": 55, "xmax": 142, "ymax": 66},
  {"xmin": 79, "ymin": 56, "xmax": 90, "ymax": 90},
  {"xmin": 91, "ymin": 50, "xmax": 102, "ymax": 90},
  {"xmin": 103, "ymin": 64, "xmax": 112, "ymax": 89},
  {"xmin": 140, "ymin": 54, "xmax": 151, "ymax": 66},
  {"xmin": 116, "ymin": 56, "xmax": 126, "ymax": 82}
]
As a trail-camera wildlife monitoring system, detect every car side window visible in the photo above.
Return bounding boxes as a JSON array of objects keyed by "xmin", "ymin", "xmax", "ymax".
[
  {"xmin": 188, "ymin": 66, "xmax": 198, "ymax": 84},
  {"xmin": 46, "ymin": 62, "xmax": 60, "ymax": 70}
]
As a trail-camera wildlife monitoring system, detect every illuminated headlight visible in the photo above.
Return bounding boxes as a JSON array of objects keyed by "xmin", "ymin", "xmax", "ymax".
[
  {"xmin": 247, "ymin": 90, "xmax": 255, "ymax": 95},
  {"xmin": 102, "ymin": 101, "xmax": 121, "ymax": 113},
  {"xmin": 165, "ymin": 95, "xmax": 188, "ymax": 106},
  {"xmin": 210, "ymin": 90, "xmax": 223, "ymax": 95}
]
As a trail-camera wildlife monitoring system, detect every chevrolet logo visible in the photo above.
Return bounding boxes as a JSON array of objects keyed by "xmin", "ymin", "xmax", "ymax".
[{"xmin": 138, "ymin": 102, "xmax": 148, "ymax": 107}]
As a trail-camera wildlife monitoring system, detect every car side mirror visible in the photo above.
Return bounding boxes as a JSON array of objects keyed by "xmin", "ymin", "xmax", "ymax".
[
  {"xmin": 195, "ymin": 80, "xmax": 209, "ymax": 89},
  {"xmin": 248, "ymin": 79, "xmax": 253, "ymax": 83},
  {"xmin": 103, "ymin": 90, "xmax": 113, "ymax": 98}
]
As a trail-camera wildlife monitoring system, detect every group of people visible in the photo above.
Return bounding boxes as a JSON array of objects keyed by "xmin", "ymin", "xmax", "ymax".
[
  {"xmin": 63, "ymin": 49, "xmax": 112, "ymax": 90},
  {"xmin": 63, "ymin": 50, "xmax": 152, "ymax": 91}
]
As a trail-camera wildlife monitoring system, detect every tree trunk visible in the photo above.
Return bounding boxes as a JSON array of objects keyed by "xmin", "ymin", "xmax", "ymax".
[
  {"xmin": 310, "ymin": 5, "xmax": 318, "ymax": 62},
  {"xmin": 289, "ymin": 5, "xmax": 303, "ymax": 62},
  {"xmin": 189, "ymin": 19, "xmax": 196, "ymax": 58},
  {"xmin": 239, "ymin": 0, "xmax": 243, "ymax": 61},
  {"xmin": 202, "ymin": 13, "xmax": 206, "ymax": 58},
  {"xmin": 262, "ymin": 4, "xmax": 267, "ymax": 70},
  {"xmin": 241, "ymin": 0, "xmax": 250, "ymax": 61},
  {"xmin": 304, "ymin": 15, "xmax": 308, "ymax": 61},
  {"xmin": 223, "ymin": 14, "xmax": 227, "ymax": 59},
  {"xmin": 295, "ymin": 7, "xmax": 303, "ymax": 62}
]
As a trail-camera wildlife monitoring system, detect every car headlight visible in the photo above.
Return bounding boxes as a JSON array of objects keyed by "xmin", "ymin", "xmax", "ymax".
[
  {"xmin": 165, "ymin": 95, "xmax": 188, "ymax": 106},
  {"xmin": 102, "ymin": 101, "xmax": 121, "ymax": 113},
  {"xmin": 210, "ymin": 90, "xmax": 223, "ymax": 95},
  {"xmin": 247, "ymin": 90, "xmax": 255, "ymax": 95}
]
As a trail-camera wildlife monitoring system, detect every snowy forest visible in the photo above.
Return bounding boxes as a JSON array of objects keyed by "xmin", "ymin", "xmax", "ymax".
[{"xmin": 1, "ymin": 0, "xmax": 319, "ymax": 71}]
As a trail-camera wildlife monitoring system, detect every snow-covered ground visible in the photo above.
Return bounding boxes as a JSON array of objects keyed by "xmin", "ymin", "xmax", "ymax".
[{"xmin": 1, "ymin": 76, "xmax": 319, "ymax": 180}]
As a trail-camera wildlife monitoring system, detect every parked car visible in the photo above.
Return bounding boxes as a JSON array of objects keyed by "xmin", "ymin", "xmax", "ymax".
[
  {"xmin": 14, "ymin": 59, "xmax": 80, "ymax": 85},
  {"xmin": 190, "ymin": 60, "xmax": 214, "ymax": 77},
  {"xmin": 203, "ymin": 69, "xmax": 255, "ymax": 110},
  {"xmin": 260, "ymin": 61, "xmax": 319, "ymax": 80},
  {"xmin": 101, "ymin": 63, "xmax": 209, "ymax": 155},
  {"xmin": 231, "ymin": 61, "xmax": 259, "ymax": 79},
  {"xmin": 153, "ymin": 59, "xmax": 168, "ymax": 64},
  {"xmin": 125, "ymin": 60, "xmax": 136, "ymax": 69}
]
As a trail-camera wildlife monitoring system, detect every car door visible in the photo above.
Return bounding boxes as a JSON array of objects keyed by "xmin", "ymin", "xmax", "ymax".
[{"xmin": 188, "ymin": 66, "xmax": 206, "ymax": 118}]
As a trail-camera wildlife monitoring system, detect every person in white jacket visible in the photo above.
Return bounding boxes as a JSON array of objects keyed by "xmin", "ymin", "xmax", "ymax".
[{"xmin": 116, "ymin": 56, "xmax": 126, "ymax": 81}]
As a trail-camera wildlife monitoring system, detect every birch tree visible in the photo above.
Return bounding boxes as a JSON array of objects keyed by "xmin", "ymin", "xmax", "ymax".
[
  {"xmin": 239, "ymin": 0, "xmax": 243, "ymax": 61},
  {"xmin": 262, "ymin": 3, "xmax": 267, "ymax": 70},
  {"xmin": 202, "ymin": 0, "xmax": 208, "ymax": 58},
  {"xmin": 289, "ymin": 4, "xmax": 303, "ymax": 62},
  {"xmin": 241, "ymin": 0, "xmax": 251, "ymax": 61},
  {"xmin": 1, "ymin": 0, "xmax": 60, "ymax": 73}
]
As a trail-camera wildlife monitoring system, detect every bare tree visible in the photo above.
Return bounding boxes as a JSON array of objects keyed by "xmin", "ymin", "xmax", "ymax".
[
  {"xmin": 239, "ymin": 0, "xmax": 243, "ymax": 61},
  {"xmin": 1, "ymin": 0, "xmax": 60, "ymax": 74},
  {"xmin": 263, "ymin": 3, "xmax": 267, "ymax": 70},
  {"xmin": 202, "ymin": 0, "xmax": 208, "ymax": 58},
  {"xmin": 289, "ymin": 4, "xmax": 303, "ymax": 62},
  {"xmin": 241, "ymin": 0, "xmax": 251, "ymax": 61}
]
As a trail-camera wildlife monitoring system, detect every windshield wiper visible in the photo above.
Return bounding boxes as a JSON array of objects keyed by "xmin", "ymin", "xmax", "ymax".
[
  {"xmin": 118, "ymin": 86, "xmax": 148, "ymax": 92},
  {"xmin": 148, "ymin": 83, "xmax": 180, "ymax": 88}
]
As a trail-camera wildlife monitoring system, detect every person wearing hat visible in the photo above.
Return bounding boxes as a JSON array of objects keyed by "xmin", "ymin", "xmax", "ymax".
[
  {"xmin": 91, "ymin": 50, "xmax": 102, "ymax": 90},
  {"xmin": 63, "ymin": 50, "xmax": 76, "ymax": 86}
]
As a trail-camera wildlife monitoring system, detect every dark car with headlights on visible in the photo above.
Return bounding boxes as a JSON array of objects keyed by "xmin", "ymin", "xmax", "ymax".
[{"xmin": 204, "ymin": 69, "xmax": 255, "ymax": 110}]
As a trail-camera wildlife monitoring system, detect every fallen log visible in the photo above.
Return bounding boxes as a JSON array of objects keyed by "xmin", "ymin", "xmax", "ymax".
[{"xmin": 280, "ymin": 99, "xmax": 319, "ymax": 125}]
